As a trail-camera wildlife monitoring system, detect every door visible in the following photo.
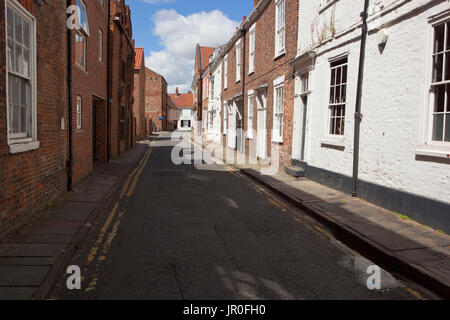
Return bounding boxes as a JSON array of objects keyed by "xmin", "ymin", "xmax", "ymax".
[
  {"xmin": 256, "ymin": 91, "xmax": 267, "ymax": 159},
  {"xmin": 236, "ymin": 100, "xmax": 244, "ymax": 153},
  {"xmin": 93, "ymin": 104, "xmax": 97, "ymax": 161},
  {"xmin": 227, "ymin": 103, "xmax": 236, "ymax": 149}
]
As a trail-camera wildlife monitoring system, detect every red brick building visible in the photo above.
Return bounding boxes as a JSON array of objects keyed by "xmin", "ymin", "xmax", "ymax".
[
  {"xmin": 133, "ymin": 47, "xmax": 145, "ymax": 139},
  {"xmin": 70, "ymin": 0, "xmax": 109, "ymax": 185},
  {"xmin": 209, "ymin": 0, "xmax": 298, "ymax": 166},
  {"xmin": 0, "ymin": 0, "xmax": 68, "ymax": 238},
  {"xmin": 170, "ymin": 89, "xmax": 194, "ymax": 131},
  {"xmin": 192, "ymin": 45, "xmax": 215, "ymax": 131},
  {"xmin": 145, "ymin": 67, "xmax": 168, "ymax": 134},
  {"xmin": 109, "ymin": 0, "xmax": 135, "ymax": 159}
]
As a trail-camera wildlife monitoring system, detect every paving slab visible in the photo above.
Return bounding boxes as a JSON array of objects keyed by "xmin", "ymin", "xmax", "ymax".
[
  {"xmin": 27, "ymin": 226, "xmax": 80, "ymax": 236},
  {"xmin": 49, "ymin": 206, "xmax": 95, "ymax": 222},
  {"xmin": 0, "ymin": 257, "xmax": 56, "ymax": 266},
  {"xmin": 0, "ymin": 244, "xmax": 66, "ymax": 257},
  {"xmin": 5, "ymin": 234, "xmax": 74, "ymax": 245},
  {"xmin": 0, "ymin": 287, "xmax": 37, "ymax": 300},
  {"xmin": 0, "ymin": 265, "xmax": 50, "ymax": 286}
]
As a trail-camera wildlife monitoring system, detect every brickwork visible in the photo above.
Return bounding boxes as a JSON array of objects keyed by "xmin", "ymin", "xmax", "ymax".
[
  {"xmin": 0, "ymin": 0, "xmax": 68, "ymax": 238},
  {"xmin": 145, "ymin": 67, "xmax": 168, "ymax": 133}
]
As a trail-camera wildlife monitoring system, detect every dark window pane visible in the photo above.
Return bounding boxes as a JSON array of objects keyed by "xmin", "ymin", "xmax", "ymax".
[
  {"xmin": 446, "ymin": 114, "xmax": 450, "ymax": 142},
  {"xmin": 433, "ymin": 53, "xmax": 443, "ymax": 82},
  {"xmin": 435, "ymin": 24, "xmax": 445, "ymax": 53},
  {"xmin": 12, "ymin": 105, "xmax": 20, "ymax": 133},
  {"xmin": 7, "ymin": 7, "xmax": 14, "ymax": 39},
  {"xmin": 435, "ymin": 85, "xmax": 445, "ymax": 112},
  {"xmin": 336, "ymin": 67, "xmax": 342, "ymax": 85},
  {"xmin": 340, "ymin": 118, "xmax": 345, "ymax": 135},
  {"xmin": 446, "ymin": 52, "xmax": 450, "ymax": 81},
  {"xmin": 341, "ymin": 85, "xmax": 347, "ymax": 103},
  {"xmin": 432, "ymin": 114, "xmax": 444, "ymax": 141},
  {"xmin": 331, "ymin": 69, "xmax": 336, "ymax": 85},
  {"xmin": 342, "ymin": 65, "xmax": 348, "ymax": 83},
  {"xmin": 336, "ymin": 116, "xmax": 341, "ymax": 134},
  {"xmin": 20, "ymin": 106, "xmax": 26, "ymax": 132},
  {"xmin": 447, "ymin": 22, "xmax": 450, "ymax": 50},
  {"xmin": 15, "ymin": 12, "xmax": 22, "ymax": 44},
  {"xmin": 330, "ymin": 87, "xmax": 335, "ymax": 103}
]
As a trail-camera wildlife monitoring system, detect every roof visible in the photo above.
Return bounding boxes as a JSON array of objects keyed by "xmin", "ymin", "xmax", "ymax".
[
  {"xmin": 200, "ymin": 46, "xmax": 215, "ymax": 70},
  {"xmin": 169, "ymin": 93, "xmax": 194, "ymax": 109},
  {"xmin": 134, "ymin": 48, "xmax": 144, "ymax": 70}
]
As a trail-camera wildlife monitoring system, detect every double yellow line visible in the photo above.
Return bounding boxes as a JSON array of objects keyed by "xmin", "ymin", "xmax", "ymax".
[{"xmin": 120, "ymin": 146, "xmax": 152, "ymax": 199}]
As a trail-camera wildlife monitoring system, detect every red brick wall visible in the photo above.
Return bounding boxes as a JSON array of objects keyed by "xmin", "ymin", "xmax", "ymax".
[
  {"xmin": 133, "ymin": 64, "xmax": 146, "ymax": 139},
  {"xmin": 145, "ymin": 68, "xmax": 167, "ymax": 133},
  {"xmin": 0, "ymin": 0, "xmax": 68, "ymax": 238},
  {"xmin": 71, "ymin": 0, "xmax": 109, "ymax": 184},
  {"xmin": 221, "ymin": 0, "xmax": 298, "ymax": 166},
  {"xmin": 108, "ymin": 0, "xmax": 135, "ymax": 159}
]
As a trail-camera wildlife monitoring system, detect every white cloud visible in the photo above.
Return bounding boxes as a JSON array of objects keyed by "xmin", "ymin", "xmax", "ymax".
[{"xmin": 145, "ymin": 9, "xmax": 239, "ymax": 93}]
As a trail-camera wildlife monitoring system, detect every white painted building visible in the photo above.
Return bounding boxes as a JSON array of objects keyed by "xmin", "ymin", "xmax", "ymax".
[
  {"xmin": 207, "ymin": 52, "xmax": 223, "ymax": 144},
  {"xmin": 178, "ymin": 108, "xmax": 194, "ymax": 131},
  {"xmin": 291, "ymin": 0, "xmax": 450, "ymax": 231}
]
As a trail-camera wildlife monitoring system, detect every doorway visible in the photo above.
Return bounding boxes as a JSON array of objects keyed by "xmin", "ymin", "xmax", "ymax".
[
  {"xmin": 292, "ymin": 73, "xmax": 309, "ymax": 162},
  {"xmin": 256, "ymin": 90, "xmax": 267, "ymax": 159}
]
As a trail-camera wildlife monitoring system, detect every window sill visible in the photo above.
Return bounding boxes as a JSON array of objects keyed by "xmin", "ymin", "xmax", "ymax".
[
  {"xmin": 319, "ymin": 0, "xmax": 338, "ymax": 14},
  {"xmin": 415, "ymin": 145, "xmax": 450, "ymax": 159},
  {"xmin": 9, "ymin": 140, "xmax": 40, "ymax": 154},
  {"xmin": 248, "ymin": 70, "xmax": 254, "ymax": 76},
  {"xmin": 272, "ymin": 138, "xmax": 283, "ymax": 144},
  {"xmin": 236, "ymin": 80, "xmax": 241, "ymax": 84},
  {"xmin": 321, "ymin": 137, "xmax": 345, "ymax": 148},
  {"xmin": 274, "ymin": 50, "xmax": 286, "ymax": 60}
]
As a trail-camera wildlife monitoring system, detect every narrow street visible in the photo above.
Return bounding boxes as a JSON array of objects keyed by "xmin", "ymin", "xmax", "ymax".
[{"xmin": 51, "ymin": 132, "xmax": 428, "ymax": 300}]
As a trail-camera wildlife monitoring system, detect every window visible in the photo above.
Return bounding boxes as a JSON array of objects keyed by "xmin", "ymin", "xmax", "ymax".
[
  {"xmin": 98, "ymin": 0, "xmax": 104, "ymax": 7},
  {"xmin": 273, "ymin": 76, "xmax": 285, "ymax": 142},
  {"xmin": 248, "ymin": 93, "xmax": 254, "ymax": 139},
  {"xmin": 76, "ymin": 96, "xmax": 82, "ymax": 129},
  {"xmin": 120, "ymin": 106, "xmax": 125, "ymax": 140},
  {"xmin": 224, "ymin": 55, "xmax": 228, "ymax": 89},
  {"xmin": 430, "ymin": 21, "xmax": 450, "ymax": 143},
  {"xmin": 275, "ymin": 0, "xmax": 285, "ymax": 56},
  {"xmin": 328, "ymin": 58, "xmax": 348, "ymax": 136},
  {"xmin": 223, "ymin": 103, "xmax": 228, "ymax": 134},
  {"xmin": 210, "ymin": 77, "xmax": 215, "ymax": 100},
  {"xmin": 77, "ymin": 0, "xmax": 89, "ymax": 35},
  {"xmin": 6, "ymin": 0, "xmax": 36, "ymax": 146},
  {"xmin": 236, "ymin": 40, "xmax": 241, "ymax": 83},
  {"xmin": 98, "ymin": 29, "xmax": 103, "ymax": 62},
  {"xmin": 249, "ymin": 24, "xmax": 256, "ymax": 73}
]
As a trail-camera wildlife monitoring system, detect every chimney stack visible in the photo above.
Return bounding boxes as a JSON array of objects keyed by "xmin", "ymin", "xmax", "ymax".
[{"xmin": 176, "ymin": 87, "xmax": 179, "ymax": 96}]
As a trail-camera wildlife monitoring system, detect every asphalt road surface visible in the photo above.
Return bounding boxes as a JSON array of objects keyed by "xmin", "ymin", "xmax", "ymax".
[{"xmin": 51, "ymin": 132, "xmax": 431, "ymax": 300}]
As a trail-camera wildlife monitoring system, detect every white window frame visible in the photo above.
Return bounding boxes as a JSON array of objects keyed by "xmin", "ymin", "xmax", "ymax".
[
  {"xmin": 417, "ymin": 14, "xmax": 450, "ymax": 158},
  {"xmin": 236, "ymin": 39, "xmax": 241, "ymax": 83},
  {"xmin": 210, "ymin": 76, "xmax": 215, "ymax": 100},
  {"xmin": 98, "ymin": 29, "xmax": 103, "ymax": 62},
  {"xmin": 249, "ymin": 24, "xmax": 256, "ymax": 74},
  {"xmin": 248, "ymin": 91, "xmax": 255, "ymax": 139},
  {"xmin": 275, "ymin": 0, "xmax": 286, "ymax": 58},
  {"xmin": 224, "ymin": 55, "xmax": 228, "ymax": 89},
  {"xmin": 6, "ymin": 0, "xmax": 39, "ymax": 153},
  {"xmin": 328, "ymin": 57, "xmax": 348, "ymax": 137},
  {"xmin": 272, "ymin": 76, "xmax": 285, "ymax": 143},
  {"xmin": 77, "ymin": 0, "xmax": 89, "ymax": 35},
  {"xmin": 76, "ymin": 96, "xmax": 82, "ymax": 129}
]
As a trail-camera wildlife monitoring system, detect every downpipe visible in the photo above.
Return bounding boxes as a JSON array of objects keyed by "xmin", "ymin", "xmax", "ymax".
[
  {"xmin": 66, "ymin": 0, "xmax": 73, "ymax": 191},
  {"xmin": 352, "ymin": 0, "xmax": 370, "ymax": 197}
]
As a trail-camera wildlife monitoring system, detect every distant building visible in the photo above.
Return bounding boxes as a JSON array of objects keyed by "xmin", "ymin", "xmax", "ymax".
[
  {"xmin": 133, "ymin": 48, "xmax": 146, "ymax": 139},
  {"xmin": 145, "ymin": 68, "xmax": 169, "ymax": 134},
  {"xmin": 169, "ymin": 88, "xmax": 194, "ymax": 131}
]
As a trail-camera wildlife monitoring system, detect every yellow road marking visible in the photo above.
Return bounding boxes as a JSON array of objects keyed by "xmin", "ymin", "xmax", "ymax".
[
  {"xmin": 120, "ymin": 166, "xmax": 140, "ymax": 199},
  {"xmin": 126, "ymin": 148, "xmax": 152, "ymax": 198},
  {"xmin": 101, "ymin": 202, "xmax": 119, "ymax": 234}
]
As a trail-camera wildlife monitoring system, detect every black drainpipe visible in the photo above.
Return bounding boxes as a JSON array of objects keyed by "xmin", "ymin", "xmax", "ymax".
[
  {"xmin": 67, "ymin": 0, "xmax": 73, "ymax": 191},
  {"xmin": 106, "ymin": 0, "xmax": 111, "ymax": 162},
  {"xmin": 352, "ymin": 0, "xmax": 370, "ymax": 197}
]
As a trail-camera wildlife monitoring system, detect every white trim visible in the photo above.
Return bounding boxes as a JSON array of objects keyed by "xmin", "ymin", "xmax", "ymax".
[
  {"xmin": 321, "ymin": 137, "xmax": 345, "ymax": 148},
  {"xmin": 416, "ymin": 145, "xmax": 450, "ymax": 159},
  {"xmin": 272, "ymin": 84, "xmax": 284, "ymax": 143},
  {"xmin": 248, "ymin": 23, "xmax": 256, "ymax": 74},
  {"xmin": 273, "ymin": 75, "xmax": 285, "ymax": 87},
  {"xmin": 6, "ymin": 0, "xmax": 39, "ymax": 153},
  {"xmin": 274, "ymin": 0, "xmax": 286, "ymax": 57},
  {"xmin": 223, "ymin": 54, "xmax": 228, "ymax": 90},
  {"xmin": 236, "ymin": 40, "xmax": 242, "ymax": 83},
  {"xmin": 247, "ymin": 92, "xmax": 255, "ymax": 139}
]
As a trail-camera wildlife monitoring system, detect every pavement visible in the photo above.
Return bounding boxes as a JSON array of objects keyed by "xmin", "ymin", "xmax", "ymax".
[
  {"xmin": 201, "ymin": 137, "xmax": 450, "ymax": 299},
  {"xmin": 50, "ymin": 132, "xmax": 437, "ymax": 300},
  {"xmin": 0, "ymin": 138, "xmax": 152, "ymax": 300}
]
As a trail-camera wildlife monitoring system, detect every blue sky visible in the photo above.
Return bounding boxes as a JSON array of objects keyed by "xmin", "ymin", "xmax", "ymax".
[{"xmin": 128, "ymin": 0, "xmax": 254, "ymax": 92}]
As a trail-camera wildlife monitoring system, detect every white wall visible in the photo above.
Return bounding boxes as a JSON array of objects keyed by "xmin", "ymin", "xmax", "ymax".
[{"xmin": 297, "ymin": 0, "xmax": 450, "ymax": 204}]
